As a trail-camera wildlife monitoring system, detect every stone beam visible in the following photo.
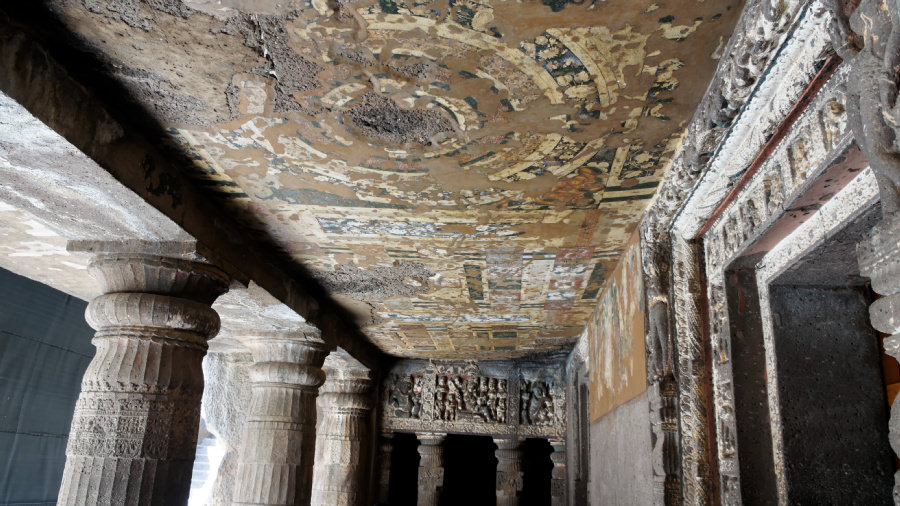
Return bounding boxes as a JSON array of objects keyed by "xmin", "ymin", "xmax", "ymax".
[{"xmin": 0, "ymin": 6, "xmax": 384, "ymax": 371}]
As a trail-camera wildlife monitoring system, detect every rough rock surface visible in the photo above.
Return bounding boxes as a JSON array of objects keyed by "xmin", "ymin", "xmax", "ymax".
[
  {"xmin": 201, "ymin": 350, "xmax": 252, "ymax": 506},
  {"xmin": 347, "ymin": 91, "xmax": 456, "ymax": 145},
  {"xmin": 313, "ymin": 261, "xmax": 434, "ymax": 300}
]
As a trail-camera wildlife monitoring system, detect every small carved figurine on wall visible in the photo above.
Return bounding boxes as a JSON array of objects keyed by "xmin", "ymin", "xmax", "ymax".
[
  {"xmin": 520, "ymin": 379, "xmax": 556, "ymax": 426},
  {"xmin": 388, "ymin": 373, "xmax": 423, "ymax": 419}
]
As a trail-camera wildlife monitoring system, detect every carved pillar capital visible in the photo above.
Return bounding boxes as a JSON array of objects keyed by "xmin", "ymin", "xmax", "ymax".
[
  {"xmin": 494, "ymin": 437, "xmax": 524, "ymax": 506},
  {"xmin": 311, "ymin": 369, "xmax": 373, "ymax": 506},
  {"xmin": 318, "ymin": 375, "xmax": 374, "ymax": 413},
  {"xmin": 242, "ymin": 328, "xmax": 331, "ymax": 389},
  {"xmin": 58, "ymin": 253, "xmax": 229, "ymax": 506},
  {"xmin": 416, "ymin": 433, "xmax": 446, "ymax": 506},
  {"xmin": 232, "ymin": 328, "xmax": 331, "ymax": 506}
]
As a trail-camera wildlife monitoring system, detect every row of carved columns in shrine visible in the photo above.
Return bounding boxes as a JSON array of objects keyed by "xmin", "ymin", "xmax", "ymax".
[
  {"xmin": 375, "ymin": 433, "xmax": 567, "ymax": 506},
  {"xmin": 55, "ymin": 250, "xmax": 374, "ymax": 506}
]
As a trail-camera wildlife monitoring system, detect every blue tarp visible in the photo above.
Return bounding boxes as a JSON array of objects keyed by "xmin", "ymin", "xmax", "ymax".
[{"xmin": 0, "ymin": 268, "xmax": 94, "ymax": 506}]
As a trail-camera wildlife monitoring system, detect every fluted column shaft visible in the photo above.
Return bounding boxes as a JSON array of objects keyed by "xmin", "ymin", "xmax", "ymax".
[
  {"xmin": 375, "ymin": 435, "xmax": 393, "ymax": 503},
  {"xmin": 494, "ymin": 438, "xmax": 523, "ymax": 506},
  {"xmin": 57, "ymin": 253, "xmax": 229, "ymax": 506},
  {"xmin": 232, "ymin": 331, "xmax": 330, "ymax": 506},
  {"xmin": 311, "ymin": 375, "xmax": 373, "ymax": 506},
  {"xmin": 416, "ymin": 433, "xmax": 446, "ymax": 506},
  {"xmin": 549, "ymin": 441, "xmax": 567, "ymax": 506}
]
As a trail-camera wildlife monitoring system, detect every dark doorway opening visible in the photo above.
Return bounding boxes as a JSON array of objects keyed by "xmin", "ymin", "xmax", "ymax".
[
  {"xmin": 388, "ymin": 433, "xmax": 419, "ymax": 506},
  {"xmin": 724, "ymin": 265, "xmax": 778, "ymax": 505},
  {"xmin": 521, "ymin": 438, "xmax": 552, "ymax": 506},
  {"xmin": 576, "ymin": 382, "xmax": 590, "ymax": 504},
  {"xmin": 442, "ymin": 434, "xmax": 497, "ymax": 505},
  {"xmin": 768, "ymin": 205, "xmax": 893, "ymax": 505}
]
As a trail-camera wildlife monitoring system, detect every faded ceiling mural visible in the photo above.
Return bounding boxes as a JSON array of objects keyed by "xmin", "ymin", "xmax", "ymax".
[{"xmin": 46, "ymin": 0, "xmax": 742, "ymax": 358}]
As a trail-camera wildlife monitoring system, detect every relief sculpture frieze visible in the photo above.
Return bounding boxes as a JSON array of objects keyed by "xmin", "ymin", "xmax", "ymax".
[{"xmin": 382, "ymin": 360, "xmax": 565, "ymax": 439}]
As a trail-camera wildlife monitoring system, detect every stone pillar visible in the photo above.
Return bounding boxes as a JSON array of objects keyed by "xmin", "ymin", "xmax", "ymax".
[
  {"xmin": 859, "ymin": 216, "xmax": 900, "ymax": 502},
  {"xmin": 550, "ymin": 441, "xmax": 567, "ymax": 506},
  {"xmin": 416, "ymin": 433, "xmax": 446, "ymax": 506},
  {"xmin": 57, "ymin": 253, "xmax": 229, "ymax": 506},
  {"xmin": 494, "ymin": 437, "xmax": 523, "ymax": 506},
  {"xmin": 374, "ymin": 434, "xmax": 393, "ymax": 504},
  {"xmin": 311, "ymin": 372, "xmax": 373, "ymax": 506},
  {"xmin": 231, "ymin": 328, "xmax": 330, "ymax": 506}
]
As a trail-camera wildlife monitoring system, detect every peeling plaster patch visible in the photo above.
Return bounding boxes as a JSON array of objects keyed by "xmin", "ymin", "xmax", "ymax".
[
  {"xmin": 81, "ymin": 0, "xmax": 193, "ymax": 31},
  {"xmin": 224, "ymin": 13, "xmax": 325, "ymax": 113},
  {"xmin": 183, "ymin": 0, "xmax": 302, "ymax": 18},
  {"xmin": 313, "ymin": 261, "xmax": 435, "ymax": 300},
  {"xmin": 347, "ymin": 91, "xmax": 456, "ymax": 145},
  {"xmin": 115, "ymin": 65, "xmax": 211, "ymax": 125}
]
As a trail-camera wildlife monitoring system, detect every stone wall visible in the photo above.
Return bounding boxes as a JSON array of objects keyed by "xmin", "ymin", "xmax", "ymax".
[{"xmin": 589, "ymin": 392, "xmax": 654, "ymax": 505}]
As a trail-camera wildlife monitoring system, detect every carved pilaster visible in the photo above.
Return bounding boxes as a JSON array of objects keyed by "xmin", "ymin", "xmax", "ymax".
[
  {"xmin": 311, "ymin": 373, "xmax": 373, "ymax": 506},
  {"xmin": 57, "ymin": 253, "xmax": 229, "ymax": 506},
  {"xmin": 670, "ymin": 237, "xmax": 712, "ymax": 506},
  {"xmin": 494, "ymin": 437, "xmax": 523, "ymax": 506},
  {"xmin": 550, "ymin": 441, "xmax": 567, "ymax": 506},
  {"xmin": 231, "ymin": 328, "xmax": 330, "ymax": 506},
  {"xmin": 859, "ymin": 216, "xmax": 900, "ymax": 503},
  {"xmin": 375, "ymin": 435, "xmax": 393, "ymax": 504},
  {"xmin": 416, "ymin": 433, "xmax": 446, "ymax": 506},
  {"xmin": 831, "ymin": 1, "xmax": 900, "ymax": 502}
]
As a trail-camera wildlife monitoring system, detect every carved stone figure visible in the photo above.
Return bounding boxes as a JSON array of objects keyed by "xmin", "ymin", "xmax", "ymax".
[
  {"xmin": 828, "ymin": 0, "xmax": 900, "ymax": 215},
  {"xmin": 521, "ymin": 380, "xmax": 556, "ymax": 426},
  {"xmin": 642, "ymin": 238, "xmax": 674, "ymax": 382},
  {"xmin": 388, "ymin": 374, "xmax": 422, "ymax": 419},
  {"xmin": 411, "ymin": 374, "xmax": 424, "ymax": 418},
  {"xmin": 829, "ymin": 3, "xmax": 900, "ymax": 502}
]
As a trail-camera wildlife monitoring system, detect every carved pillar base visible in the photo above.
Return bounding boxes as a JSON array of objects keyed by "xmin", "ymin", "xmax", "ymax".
[
  {"xmin": 859, "ymin": 216, "xmax": 900, "ymax": 504},
  {"xmin": 416, "ymin": 433, "xmax": 446, "ymax": 506},
  {"xmin": 494, "ymin": 437, "xmax": 523, "ymax": 506},
  {"xmin": 311, "ymin": 374, "xmax": 373, "ymax": 506},
  {"xmin": 549, "ymin": 441, "xmax": 567, "ymax": 506},
  {"xmin": 231, "ymin": 329, "xmax": 330, "ymax": 506},
  {"xmin": 57, "ymin": 254, "xmax": 229, "ymax": 506},
  {"xmin": 375, "ymin": 434, "xmax": 393, "ymax": 504}
]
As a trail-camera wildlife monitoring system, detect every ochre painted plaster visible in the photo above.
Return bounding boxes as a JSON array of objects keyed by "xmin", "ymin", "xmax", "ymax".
[
  {"xmin": 588, "ymin": 229, "xmax": 645, "ymax": 421},
  {"xmin": 47, "ymin": 0, "xmax": 742, "ymax": 358}
]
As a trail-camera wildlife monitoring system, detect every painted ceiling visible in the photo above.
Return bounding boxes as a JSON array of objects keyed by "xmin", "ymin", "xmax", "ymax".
[{"xmin": 48, "ymin": 0, "xmax": 742, "ymax": 358}]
